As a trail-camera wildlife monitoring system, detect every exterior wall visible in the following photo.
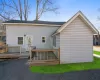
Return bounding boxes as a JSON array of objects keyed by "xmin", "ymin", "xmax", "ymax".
[
  {"xmin": 53, "ymin": 34, "xmax": 60, "ymax": 57},
  {"xmin": 6, "ymin": 25, "xmax": 59, "ymax": 52},
  {"xmin": 60, "ymin": 16, "xmax": 93, "ymax": 64},
  {"xmin": 53, "ymin": 34, "xmax": 60, "ymax": 49}
]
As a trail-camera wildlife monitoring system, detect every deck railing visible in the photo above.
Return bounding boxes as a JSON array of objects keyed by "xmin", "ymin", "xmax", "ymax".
[
  {"xmin": 29, "ymin": 49, "xmax": 60, "ymax": 61},
  {"xmin": 8, "ymin": 46, "xmax": 22, "ymax": 54}
]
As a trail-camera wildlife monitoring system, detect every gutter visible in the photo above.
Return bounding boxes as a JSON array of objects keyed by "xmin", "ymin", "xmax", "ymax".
[{"xmin": 2, "ymin": 23, "xmax": 62, "ymax": 27}]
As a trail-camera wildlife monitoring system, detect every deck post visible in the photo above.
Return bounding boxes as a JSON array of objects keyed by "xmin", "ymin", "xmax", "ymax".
[
  {"xmin": 20, "ymin": 46, "xmax": 21, "ymax": 55},
  {"xmin": 29, "ymin": 46, "xmax": 32, "ymax": 61},
  {"xmin": 58, "ymin": 48, "xmax": 60, "ymax": 64}
]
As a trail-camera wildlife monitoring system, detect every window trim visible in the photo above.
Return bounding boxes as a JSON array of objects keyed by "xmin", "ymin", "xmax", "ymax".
[
  {"xmin": 41, "ymin": 36, "xmax": 46, "ymax": 43},
  {"xmin": 17, "ymin": 36, "xmax": 24, "ymax": 45}
]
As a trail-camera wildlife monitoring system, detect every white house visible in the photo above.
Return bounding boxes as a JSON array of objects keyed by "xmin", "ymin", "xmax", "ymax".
[{"xmin": 3, "ymin": 11, "xmax": 98, "ymax": 64}]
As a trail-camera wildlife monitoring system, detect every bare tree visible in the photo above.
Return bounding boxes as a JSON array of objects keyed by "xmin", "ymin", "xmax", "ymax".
[
  {"xmin": 35, "ymin": 0, "xmax": 59, "ymax": 20},
  {"xmin": 0, "ymin": 0, "xmax": 30, "ymax": 21},
  {"xmin": 23, "ymin": 0, "xmax": 29, "ymax": 21}
]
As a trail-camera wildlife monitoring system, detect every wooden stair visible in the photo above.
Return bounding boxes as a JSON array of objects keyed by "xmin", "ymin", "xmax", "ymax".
[{"xmin": 28, "ymin": 60, "xmax": 59, "ymax": 66}]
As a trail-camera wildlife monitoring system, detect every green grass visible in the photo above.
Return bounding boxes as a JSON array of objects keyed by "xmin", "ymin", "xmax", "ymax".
[
  {"xmin": 30, "ymin": 57, "xmax": 100, "ymax": 74},
  {"xmin": 94, "ymin": 51, "xmax": 100, "ymax": 55}
]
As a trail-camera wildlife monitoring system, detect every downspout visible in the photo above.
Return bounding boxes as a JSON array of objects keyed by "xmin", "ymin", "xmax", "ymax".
[
  {"xmin": 24, "ymin": 34, "xmax": 26, "ymax": 52},
  {"xmin": 98, "ymin": 32, "xmax": 100, "ymax": 45}
]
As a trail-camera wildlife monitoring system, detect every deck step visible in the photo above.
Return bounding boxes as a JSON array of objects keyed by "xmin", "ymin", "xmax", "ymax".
[
  {"xmin": 19, "ymin": 54, "xmax": 29, "ymax": 58},
  {"xmin": 0, "ymin": 54, "xmax": 20, "ymax": 59},
  {"xmin": 27, "ymin": 60, "xmax": 59, "ymax": 66}
]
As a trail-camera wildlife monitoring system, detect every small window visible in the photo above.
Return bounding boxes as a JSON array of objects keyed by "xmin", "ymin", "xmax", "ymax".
[
  {"xmin": 18, "ymin": 37, "xmax": 23, "ymax": 45},
  {"xmin": 42, "ymin": 37, "xmax": 46, "ymax": 43}
]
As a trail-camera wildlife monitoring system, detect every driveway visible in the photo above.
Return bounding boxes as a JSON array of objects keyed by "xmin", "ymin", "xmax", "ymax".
[{"xmin": 0, "ymin": 59, "xmax": 100, "ymax": 80}]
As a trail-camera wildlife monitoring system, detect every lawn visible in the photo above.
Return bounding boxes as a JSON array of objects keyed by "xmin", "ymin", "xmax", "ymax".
[
  {"xmin": 30, "ymin": 57, "xmax": 100, "ymax": 73},
  {"xmin": 94, "ymin": 51, "xmax": 100, "ymax": 55}
]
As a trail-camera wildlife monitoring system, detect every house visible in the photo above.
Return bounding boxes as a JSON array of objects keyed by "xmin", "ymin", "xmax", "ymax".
[
  {"xmin": 3, "ymin": 11, "xmax": 98, "ymax": 64},
  {"xmin": 93, "ymin": 30, "xmax": 100, "ymax": 45}
]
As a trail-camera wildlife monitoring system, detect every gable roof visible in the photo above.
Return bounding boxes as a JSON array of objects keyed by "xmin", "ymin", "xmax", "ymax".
[
  {"xmin": 52, "ymin": 11, "xmax": 99, "ymax": 36},
  {"xmin": 3, "ymin": 20, "xmax": 65, "ymax": 26}
]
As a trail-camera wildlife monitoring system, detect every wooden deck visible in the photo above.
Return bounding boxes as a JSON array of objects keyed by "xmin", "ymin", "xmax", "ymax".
[
  {"xmin": 0, "ymin": 54, "xmax": 20, "ymax": 59},
  {"xmin": 28, "ymin": 48, "xmax": 60, "ymax": 66},
  {"xmin": 0, "ymin": 52, "xmax": 30, "ymax": 59}
]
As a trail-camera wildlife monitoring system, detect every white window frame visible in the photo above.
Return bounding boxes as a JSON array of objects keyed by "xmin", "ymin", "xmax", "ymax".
[
  {"xmin": 17, "ymin": 36, "xmax": 24, "ymax": 45},
  {"xmin": 41, "ymin": 36, "xmax": 46, "ymax": 43}
]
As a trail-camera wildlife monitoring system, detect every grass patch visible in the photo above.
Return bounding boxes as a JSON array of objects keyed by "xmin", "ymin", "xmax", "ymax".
[
  {"xmin": 30, "ymin": 57, "xmax": 100, "ymax": 73},
  {"xmin": 94, "ymin": 51, "xmax": 100, "ymax": 55}
]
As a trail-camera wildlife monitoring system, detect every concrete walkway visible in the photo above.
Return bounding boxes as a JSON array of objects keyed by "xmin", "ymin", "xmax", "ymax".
[
  {"xmin": 0, "ymin": 59, "xmax": 100, "ymax": 80},
  {"xmin": 93, "ymin": 54, "xmax": 100, "ymax": 58},
  {"xmin": 93, "ymin": 46, "xmax": 100, "ymax": 58},
  {"xmin": 93, "ymin": 46, "xmax": 100, "ymax": 51}
]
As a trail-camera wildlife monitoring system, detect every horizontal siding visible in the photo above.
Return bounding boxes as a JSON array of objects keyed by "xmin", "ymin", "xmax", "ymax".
[
  {"xmin": 60, "ymin": 16, "xmax": 93, "ymax": 64},
  {"xmin": 6, "ymin": 25, "xmax": 59, "ymax": 52},
  {"xmin": 53, "ymin": 34, "xmax": 60, "ymax": 57}
]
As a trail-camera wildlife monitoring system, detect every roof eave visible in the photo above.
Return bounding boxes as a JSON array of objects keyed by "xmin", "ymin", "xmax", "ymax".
[{"xmin": 2, "ymin": 23, "xmax": 62, "ymax": 26}]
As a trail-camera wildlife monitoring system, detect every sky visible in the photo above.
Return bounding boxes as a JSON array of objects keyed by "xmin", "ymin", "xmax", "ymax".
[
  {"xmin": 28, "ymin": 0, "xmax": 100, "ymax": 29},
  {"xmin": 7, "ymin": 0, "xmax": 100, "ymax": 29}
]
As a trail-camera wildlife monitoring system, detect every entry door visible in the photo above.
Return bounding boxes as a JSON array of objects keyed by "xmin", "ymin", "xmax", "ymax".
[{"xmin": 25, "ymin": 35, "xmax": 33, "ymax": 51}]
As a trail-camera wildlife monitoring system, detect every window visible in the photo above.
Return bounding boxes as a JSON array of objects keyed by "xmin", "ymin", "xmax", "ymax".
[
  {"xmin": 42, "ymin": 37, "xmax": 46, "ymax": 43},
  {"xmin": 18, "ymin": 37, "xmax": 23, "ymax": 45},
  {"xmin": 53, "ymin": 36, "xmax": 56, "ymax": 47}
]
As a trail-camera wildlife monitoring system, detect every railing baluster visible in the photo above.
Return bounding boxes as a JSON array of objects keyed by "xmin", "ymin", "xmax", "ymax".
[
  {"xmin": 43, "ymin": 52, "xmax": 44, "ymax": 60},
  {"xmin": 34, "ymin": 52, "xmax": 35, "ymax": 60},
  {"xmin": 30, "ymin": 49, "xmax": 59, "ymax": 62},
  {"xmin": 44, "ymin": 52, "xmax": 45, "ymax": 60},
  {"xmin": 47, "ymin": 51, "xmax": 49, "ymax": 60},
  {"xmin": 40, "ymin": 52, "xmax": 41, "ymax": 60},
  {"xmin": 39, "ymin": 52, "xmax": 40, "ymax": 60},
  {"xmin": 38, "ymin": 51, "xmax": 39, "ymax": 60},
  {"xmin": 37, "ymin": 51, "xmax": 38, "ymax": 60}
]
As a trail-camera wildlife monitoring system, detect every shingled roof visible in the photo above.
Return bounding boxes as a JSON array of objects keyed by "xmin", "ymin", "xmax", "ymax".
[{"xmin": 4, "ymin": 20, "xmax": 65, "ymax": 25}]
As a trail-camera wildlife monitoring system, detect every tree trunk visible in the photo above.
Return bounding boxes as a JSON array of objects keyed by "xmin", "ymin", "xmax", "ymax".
[
  {"xmin": 18, "ymin": 0, "xmax": 23, "ymax": 21},
  {"xmin": 36, "ymin": 0, "xmax": 39, "ymax": 20}
]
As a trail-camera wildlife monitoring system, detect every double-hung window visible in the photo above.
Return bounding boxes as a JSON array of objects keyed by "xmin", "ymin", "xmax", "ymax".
[
  {"xmin": 18, "ymin": 37, "xmax": 23, "ymax": 45},
  {"xmin": 42, "ymin": 37, "xmax": 46, "ymax": 43}
]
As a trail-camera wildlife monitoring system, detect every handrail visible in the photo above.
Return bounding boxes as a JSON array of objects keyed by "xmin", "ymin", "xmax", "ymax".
[
  {"xmin": 8, "ymin": 46, "xmax": 22, "ymax": 54},
  {"xmin": 31, "ymin": 49, "xmax": 58, "ymax": 52}
]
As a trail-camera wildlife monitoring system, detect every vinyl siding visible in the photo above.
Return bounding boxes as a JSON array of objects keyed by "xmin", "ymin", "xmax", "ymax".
[
  {"xmin": 6, "ymin": 25, "xmax": 59, "ymax": 52},
  {"xmin": 60, "ymin": 16, "xmax": 93, "ymax": 64},
  {"xmin": 53, "ymin": 34, "xmax": 60, "ymax": 57}
]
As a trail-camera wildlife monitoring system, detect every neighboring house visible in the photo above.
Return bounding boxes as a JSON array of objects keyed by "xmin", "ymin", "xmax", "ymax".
[
  {"xmin": 3, "ymin": 11, "xmax": 98, "ymax": 64},
  {"xmin": 93, "ymin": 30, "xmax": 100, "ymax": 45}
]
